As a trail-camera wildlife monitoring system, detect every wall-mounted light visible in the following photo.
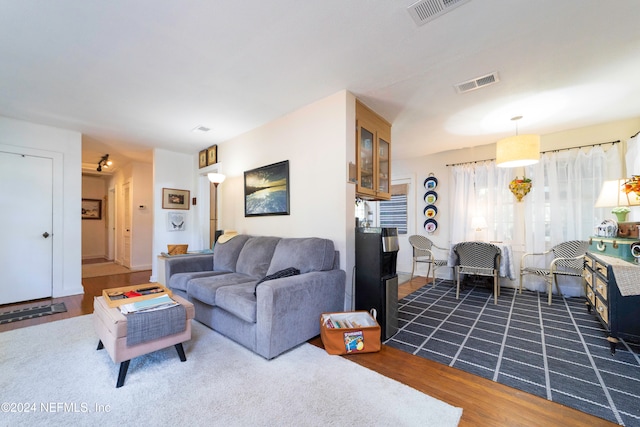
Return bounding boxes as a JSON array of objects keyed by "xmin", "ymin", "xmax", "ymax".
[
  {"xmin": 96, "ymin": 154, "xmax": 112, "ymax": 172},
  {"xmin": 496, "ymin": 116, "xmax": 540, "ymax": 168}
]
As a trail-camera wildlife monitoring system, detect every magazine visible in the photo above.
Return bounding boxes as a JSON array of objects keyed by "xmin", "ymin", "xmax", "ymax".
[{"xmin": 119, "ymin": 294, "xmax": 178, "ymax": 314}]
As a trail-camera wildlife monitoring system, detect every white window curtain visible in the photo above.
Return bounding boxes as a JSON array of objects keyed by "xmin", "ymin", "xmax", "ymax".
[
  {"xmin": 449, "ymin": 161, "xmax": 513, "ymax": 244},
  {"xmin": 626, "ymin": 134, "xmax": 640, "ymax": 222},
  {"xmin": 521, "ymin": 144, "xmax": 621, "ymax": 293},
  {"xmin": 523, "ymin": 144, "xmax": 621, "ymax": 252}
]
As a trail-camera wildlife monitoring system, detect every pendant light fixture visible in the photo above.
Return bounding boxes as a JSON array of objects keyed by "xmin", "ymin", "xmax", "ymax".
[{"xmin": 496, "ymin": 116, "xmax": 540, "ymax": 168}]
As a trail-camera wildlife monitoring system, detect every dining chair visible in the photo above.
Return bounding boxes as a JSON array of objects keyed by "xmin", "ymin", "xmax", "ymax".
[
  {"xmin": 453, "ymin": 242, "xmax": 501, "ymax": 304},
  {"xmin": 408, "ymin": 235, "xmax": 449, "ymax": 285},
  {"xmin": 520, "ymin": 240, "xmax": 589, "ymax": 305}
]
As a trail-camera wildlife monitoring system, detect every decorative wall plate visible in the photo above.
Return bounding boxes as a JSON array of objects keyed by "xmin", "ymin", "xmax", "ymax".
[
  {"xmin": 424, "ymin": 191, "xmax": 438, "ymax": 204},
  {"xmin": 424, "ymin": 219, "xmax": 438, "ymax": 233},
  {"xmin": 424, "ymin": 176, "xmax": 438, "ymax": 190},
  {"xmin": 424, "ymin": 205, "xmax": 438, "ymax": 218}
]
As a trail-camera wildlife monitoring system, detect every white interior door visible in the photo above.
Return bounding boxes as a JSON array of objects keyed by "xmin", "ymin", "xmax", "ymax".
[{"xmin": 0, "ymin": 151, "xmax": 53, "ymax": 304}]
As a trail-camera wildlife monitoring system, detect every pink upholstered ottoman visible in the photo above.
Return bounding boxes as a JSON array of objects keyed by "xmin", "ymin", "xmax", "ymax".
[{"xmin": 93, "ymin": 294, "xmax": 195, "ymax": 387}]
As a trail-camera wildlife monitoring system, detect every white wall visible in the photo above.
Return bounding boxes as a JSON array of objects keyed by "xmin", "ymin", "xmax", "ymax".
[
  {"xmin": 393, "ymin": 116, "xmax": 640, "ymax": 281},
  {"xmin": 150, "ymin": 149, "xmax": 200, "ymax": 281},
  {"xmin": 131, "ymin": 162, "xmax": 153, "ymax": 269},
  {"xmin": 0, "ymin": 116, "xmax": 83, "ymax": 298}
]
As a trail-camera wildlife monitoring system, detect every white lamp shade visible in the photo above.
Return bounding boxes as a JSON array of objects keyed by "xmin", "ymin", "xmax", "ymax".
[
  {"xmin": 496, "ymin": 134, "xmax": 540, "ymax": 168},
  {"xmin": 595, "ymin": 179, "xmax": 640, "ymax": 207},
  {"xmin": 208, "ymin": 173, "xmax": 226, "ymax": 184}
]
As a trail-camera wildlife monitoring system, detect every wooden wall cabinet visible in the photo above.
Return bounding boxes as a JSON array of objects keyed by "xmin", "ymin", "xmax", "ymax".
[
  {"xmin": 583, "ymin": 252, "xmax": 640, "ymax": 354},
  {"xmin": 356, "ymin": 100, "xmax": 391, "ymax": 201}
]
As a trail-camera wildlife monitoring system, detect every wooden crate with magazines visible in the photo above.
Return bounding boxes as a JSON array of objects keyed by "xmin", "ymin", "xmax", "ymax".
[
  {"xmin": 102, "ymin": 284, "xmax": 172, "ymax": 308},
  {"xmin": 320, "ymin": 311, "xmax": 381, "ymax": 355}
]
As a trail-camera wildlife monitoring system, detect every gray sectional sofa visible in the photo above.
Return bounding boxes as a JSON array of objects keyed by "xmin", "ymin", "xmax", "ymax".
[{"xmin": 164, "ymin": 235, "xmax": 346, "ymax": 359}]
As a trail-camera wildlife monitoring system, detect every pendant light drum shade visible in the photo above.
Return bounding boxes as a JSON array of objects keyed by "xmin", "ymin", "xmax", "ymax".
[{"xmin": 496, "ymin": 134, "xmax": 540, "ymax": 168}]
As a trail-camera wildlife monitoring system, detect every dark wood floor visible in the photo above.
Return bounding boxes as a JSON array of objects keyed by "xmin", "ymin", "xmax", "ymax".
[{"xmin": 0, "ymin": 271, "xmax": 615, "ymax": 427}]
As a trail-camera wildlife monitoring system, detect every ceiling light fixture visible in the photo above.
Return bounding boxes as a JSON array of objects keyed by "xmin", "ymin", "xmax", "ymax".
[
  {"xmin": 496, "ymin": 116, "xmax": 540, "ymax": 168},
  {"xmin": 96, "ymin": 154, "xmax": 111, "ymax": 172}
]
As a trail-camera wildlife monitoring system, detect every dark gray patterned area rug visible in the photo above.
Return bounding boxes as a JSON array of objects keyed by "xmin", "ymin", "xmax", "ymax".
[
  {"xmin": 0, "ymin": 303, "xmax": 67, "ymax": 325},
  {"xmin": 385, "ymin": 280, "xmax": 640, "ymax": 426}
]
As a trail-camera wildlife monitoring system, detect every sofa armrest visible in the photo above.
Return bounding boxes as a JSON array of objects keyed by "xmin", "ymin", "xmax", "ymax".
[
  {"xmin": 165, "ymin": 254, "xmax": 214, "ymax": 281},
  {"xmin": 255, "ymin": 269, "xmax": 346, "ymax": 359}
]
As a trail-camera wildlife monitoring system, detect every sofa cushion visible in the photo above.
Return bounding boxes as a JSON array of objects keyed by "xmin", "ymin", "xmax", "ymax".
[
  {"xmin": 215, "ymin": 282, "xmax": 258, "ymax": 323},
  {"xmin": 267, "ymin": 238, "xmax": 335, "ymax": 275},
  {"xmin": 254, "ymin": 267, "xmax": 300, "ymax": 296},
  {"xmin": 213, "ymin": 234, "xmax": 251, "ymax": 272},
  {"xmin": 235, "ymin": 236, "xmax": 281, "ymax": 278},
  {"xmin": 169, "ymin": 271, "xmax": 227, "ymax": 291},
  {"xmin": 187, "ymin": 273, "xmax": 255, "ymax": 306}
]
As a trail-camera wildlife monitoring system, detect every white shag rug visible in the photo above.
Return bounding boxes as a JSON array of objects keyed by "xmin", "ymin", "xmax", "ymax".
[{"xmin": 0, "ymin": 315, "xmax": 462, "ymax": 426}]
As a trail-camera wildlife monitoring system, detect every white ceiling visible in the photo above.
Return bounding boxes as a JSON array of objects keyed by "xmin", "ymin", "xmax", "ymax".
[{"xmin": 2, "ymin": 0, "xmax": 640, "ymax": 168}]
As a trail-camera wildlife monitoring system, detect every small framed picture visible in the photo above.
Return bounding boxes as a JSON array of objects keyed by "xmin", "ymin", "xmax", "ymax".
[
  {"xmin": 207, "ymin": 145, "xmax": 217, "ymax": 165},
  {"xmin": 167, "ymin": 212, "xmax": 186, "ymax": 231},
  {"xmin": 198, "ymin": 149, "xmax": 207, "ymax": 168},
  {"xmin": 162, "ymin": 188, "xmax": 190, "ymax": 210},
  {"xmin": 82, "ymin": 198, "xmax": 102, "ymax": 220}
]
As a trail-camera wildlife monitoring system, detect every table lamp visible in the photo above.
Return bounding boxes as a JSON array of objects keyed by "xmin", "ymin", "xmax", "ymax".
[{"xmin": 595, "ymin": 179, "xmax": 640, "ymax": 222}]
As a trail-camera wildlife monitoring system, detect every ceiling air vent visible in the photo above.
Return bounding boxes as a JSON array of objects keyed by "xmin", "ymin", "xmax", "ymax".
[
  {"xmin": 191, "ymin": 125, "xmax": 211, "ymax": 133},
  {"xmin": 407, "ymin": 0, "xmax": 471, "ymax": 26},
  {"xmin": 454, "ymin": 72, "xmax": 500, "ymax": 94}
]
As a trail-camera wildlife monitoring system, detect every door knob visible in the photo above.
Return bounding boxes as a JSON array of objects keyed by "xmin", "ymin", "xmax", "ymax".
[{"xmin": 42, "ymin": 232, "xmax": 50, "ymax": 238}]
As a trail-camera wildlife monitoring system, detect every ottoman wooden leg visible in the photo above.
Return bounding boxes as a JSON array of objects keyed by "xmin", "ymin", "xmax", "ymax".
[
  {"xmin": 116, "ymin": 360, "xmax": 131, "ymax": 388},
  {"xmin": 97, "ymin": 340, "xmax": 104, "ymax": 350},
  {"xmin": 175, "ymin": 343, "xmax": 187, "ymax": 362}
]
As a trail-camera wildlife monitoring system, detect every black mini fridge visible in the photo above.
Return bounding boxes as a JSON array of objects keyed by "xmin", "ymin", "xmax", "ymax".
[{"xmin": 355, "ymin": 227, "xmax": 399, "ymax": 340}]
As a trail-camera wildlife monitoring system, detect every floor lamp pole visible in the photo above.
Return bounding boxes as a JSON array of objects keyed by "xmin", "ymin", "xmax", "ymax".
[
  {"xmin": 207, "ymin": 172, "xmax": 226, "ymax": 249},
  {"xmin": 209, "ymin": 182, "xmax": 219, "ymax": 248}
]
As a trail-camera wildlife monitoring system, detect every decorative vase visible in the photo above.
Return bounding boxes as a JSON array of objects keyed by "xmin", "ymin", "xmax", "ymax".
[
  {"xmin": 509, "ymin": 177, "xmax": 532, "ymax": 202},
  {"xmin": 614, "ymin": 212, "xmax": 628, "ymax": 223}
]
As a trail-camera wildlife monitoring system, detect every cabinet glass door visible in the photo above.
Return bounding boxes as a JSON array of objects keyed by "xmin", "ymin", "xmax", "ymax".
[
  {"xmin": 378, "ymin": 137, "xmax": 390, "ymax": 194},
  {"xmin": 359, "ymin": 126, "xmax": 375, "ymax": 193}
]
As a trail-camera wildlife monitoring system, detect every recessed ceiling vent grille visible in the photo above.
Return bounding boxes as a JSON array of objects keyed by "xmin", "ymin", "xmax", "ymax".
[
  {"xmin": 191, "ymin": 125, "xmax": 211, "ymax": 133},
  {"xmin": 407, "ymin": 0, "xmax": 471, "ymax": 26},
  {"xmin": 454, "ymin": 72, "xmax": 500, "ymax": 94}
]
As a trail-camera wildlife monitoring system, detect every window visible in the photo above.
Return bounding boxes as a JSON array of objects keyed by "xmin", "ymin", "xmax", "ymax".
[{"xmin": 379, "ymin": 184, "xmax": 408, "ymax": 234}]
